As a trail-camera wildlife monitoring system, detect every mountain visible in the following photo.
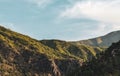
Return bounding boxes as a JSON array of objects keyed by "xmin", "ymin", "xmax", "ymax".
[
  {"xmin": 1, "ymin": 25, "xmax": 120, "ymax": 76},
  {"xmin": 0, "ymin": 26, "xmax": 103, "ymax": 76},
  {"xmin": 72, "ymin": 40, "xmax": 120, "ymax": 76},
  {"xmin": 40, "ymin": 40, "xmax": 103, "ymax": 61},
  {"xmin": 73, "ymin": 30, "xmax": 120, "ymax": 47}
]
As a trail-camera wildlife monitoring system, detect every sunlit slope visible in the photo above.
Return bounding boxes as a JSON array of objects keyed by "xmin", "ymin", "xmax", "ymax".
[
  {"xmin": 40, "ymin": 40, "xmax": 103, "ymax": 61},
  {"xmin": 0, "ymin": 25, "xmax": 103, "ymax": 76}
]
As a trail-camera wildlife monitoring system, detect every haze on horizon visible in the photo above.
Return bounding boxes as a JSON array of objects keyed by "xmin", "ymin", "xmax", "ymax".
[{"xmin": 0, "ymin": 0, "xmax": 120, "ymax": 41}]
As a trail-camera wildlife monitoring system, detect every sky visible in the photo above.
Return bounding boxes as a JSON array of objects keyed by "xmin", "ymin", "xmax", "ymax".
[{"xmin": 0, "ymin": 0, "xmax": 120, "ymax": 41}]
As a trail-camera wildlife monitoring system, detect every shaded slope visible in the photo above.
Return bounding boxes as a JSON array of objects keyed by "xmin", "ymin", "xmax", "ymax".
[
  {"xmin": 73, "ymin": 30, "xmax": 120, "ymax": 47},
  {"xmin": 73, "ymin": 40, "xmax": 120, "ymax": 76}
]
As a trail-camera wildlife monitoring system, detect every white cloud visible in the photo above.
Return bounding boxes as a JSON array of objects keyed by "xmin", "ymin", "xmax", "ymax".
[
  {"xmin": 60, "ymin": 0, "xmax": 120, "ymax": 24},
  {"xmin": 27, "ymin": 0, "xmax": 53, "ymax": 8},
  {"xmin": 58, "ymin": 0, "xmax": 120, "ymax": 40}
]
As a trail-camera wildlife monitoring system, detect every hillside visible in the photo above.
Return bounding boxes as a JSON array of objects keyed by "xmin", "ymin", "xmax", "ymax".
[
  {"xmin": 73, "ymin": 30, "xmax": 120, "ymax": 47},
  {"xmin": 0, "ymin": 26, "xmax": 103, "ymax": 76},
  {"xmin": 40, "ymin": 40, "xmax": 103, "ymax": 61},
  {"xmin": 72, "ymin": 40, "xmax": 120, "ymax": 76}
]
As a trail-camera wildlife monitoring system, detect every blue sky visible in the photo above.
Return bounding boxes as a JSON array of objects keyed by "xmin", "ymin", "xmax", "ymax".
[{"xmin": 0, "ymin": 0, "xmax": 120, "ymax": 41}]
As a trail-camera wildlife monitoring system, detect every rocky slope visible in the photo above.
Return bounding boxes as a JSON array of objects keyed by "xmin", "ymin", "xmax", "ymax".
[
  {"xmin": 73, "ymin": 30, "xmax": 120, "ymax": 47},
  {"xmin": 0, "ymin": 26, "xmax": 103, "ymax": 76},
  {"xmin": 72, "ymin": 40, "xmax": 120, "ymax": 76}
]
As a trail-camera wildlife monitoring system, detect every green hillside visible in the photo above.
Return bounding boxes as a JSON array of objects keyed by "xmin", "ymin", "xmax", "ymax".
[
  {"xmin": 40, "ymin": 40, "xmax": 103, "ymax": 61},
  {"xmin": 0, "ymin": 26, "xmax": 103, "ymax": 76}
]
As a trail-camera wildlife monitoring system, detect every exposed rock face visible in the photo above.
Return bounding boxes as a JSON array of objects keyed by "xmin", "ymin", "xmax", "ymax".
[
  {"xmin": 55, "ymin": 59, "xmax": 82, "ymax": 76},
  {"xmin": 0, "ymin": 46, "xmax": 61, "ymax": 76},
  {"xmin": 0, "ymin": 43, "xmax": 59, "ymax": 76}
]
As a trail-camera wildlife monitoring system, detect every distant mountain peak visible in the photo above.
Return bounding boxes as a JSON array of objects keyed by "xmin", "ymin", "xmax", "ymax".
[{"xmin": 73, "ymin": 30, "xmax": 120, "ymax": 47}]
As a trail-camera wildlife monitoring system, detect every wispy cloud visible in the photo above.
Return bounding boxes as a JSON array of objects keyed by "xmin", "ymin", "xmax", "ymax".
[
  {"xmin": 60, "ymin": 0, "xmax": 120, "ymax": 24},
  {"xmin": 57, "ymin": 0, "xmax": 120, "ymax": 40},
  {"xmin": 27, "ymin": 0, "xmax": 53, "ymax": 8}
]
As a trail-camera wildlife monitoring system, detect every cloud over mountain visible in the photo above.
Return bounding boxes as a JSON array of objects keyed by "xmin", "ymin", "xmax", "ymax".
[{"xmin": 60, "ymin": 0, "xmax": 120, "ymax": 24}]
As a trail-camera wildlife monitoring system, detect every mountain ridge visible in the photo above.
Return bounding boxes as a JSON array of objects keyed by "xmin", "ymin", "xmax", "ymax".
[
  {"xmin": 0, "ymin": 25, "xmax": 120, "ymax": 76},
  {"xmin": 72, "ymin": 30, "xmax": 120, "ymax": 47},
  {"xmin": 0, "ymin": 25, "xmax": 103, "ymax": 76}
]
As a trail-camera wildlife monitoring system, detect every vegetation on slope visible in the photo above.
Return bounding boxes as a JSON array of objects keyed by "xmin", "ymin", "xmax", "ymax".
[
  {"xmin": 0, "ymin": 25, "xmax": 104, "ymax": 76},
  {"xmin": 40, "ymin": 40, "xmax": 103, "ymax": 61},
  {"xmin": 71, "ymin": 41, "xmax": 120, "ymax": 76}
]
